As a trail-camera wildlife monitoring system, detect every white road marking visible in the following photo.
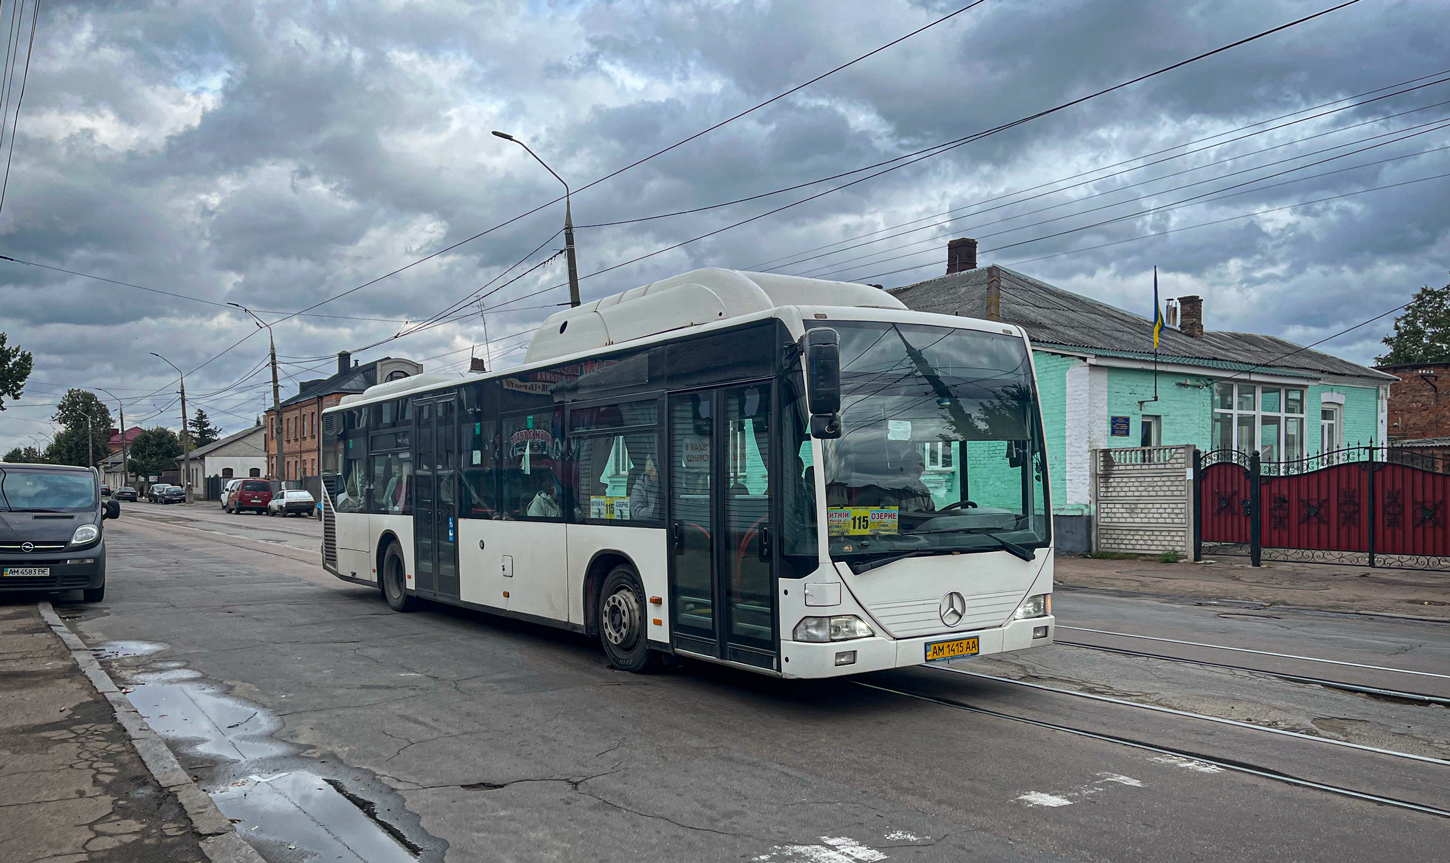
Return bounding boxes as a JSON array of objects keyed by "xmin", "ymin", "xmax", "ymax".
[
  {"xmin": 1017, "ymin": 791, "xmax": 1074, "ymax": 807},
  {"xmin": 1018, "ymin": 773, "xmax": 1145, "ymax": 808},
  {"xmin": 1152, "ymin": 754, "xmax": 1224, "ymax": 774},
  {"xmin": 883, "ymin": 831, "xmax": 923, "ymax": 842},
  {"xmin": 754, "ymin": 836, "xmax": 888, "ymax": 862}
]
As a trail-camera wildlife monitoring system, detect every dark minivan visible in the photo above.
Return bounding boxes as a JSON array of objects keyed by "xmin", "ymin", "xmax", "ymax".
[{"xmin": 0, "ymin": 464, "xmax": 118, "ymax": 602}]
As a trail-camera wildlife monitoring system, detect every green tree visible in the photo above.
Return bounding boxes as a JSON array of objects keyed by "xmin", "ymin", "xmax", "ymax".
[
  {"xmin": 0, "ymin": 331, "xmax": 32, "ymax": 410},
  {"xmin": 189, "ymin": 409, "xmax": 221, "ymax": 448},
  {"xmin": 2, "ymin": 445, "xmax": 44, "ymax": 463},
  {"xmin": 128, "ymin": 427, "xmax": 182, "ymax": 480},
  {"xmin": 49, "ymin": 389, "xmax": 113, "ymax": 467},
  {"xmin": 1378, "ymin": 281, "xmax": 1450, "ymax": 365}
]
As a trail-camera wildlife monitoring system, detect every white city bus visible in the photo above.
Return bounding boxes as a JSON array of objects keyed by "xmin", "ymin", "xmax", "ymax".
[{"xmin": 320, "ymin": 268, "xmax": 1054, "ymax": 677}]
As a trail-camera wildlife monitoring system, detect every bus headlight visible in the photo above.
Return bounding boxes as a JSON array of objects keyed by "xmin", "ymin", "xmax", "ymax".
[
  {"xmin": 793, "ymin": 615, "xmax": 874, "ymax": 643},
  {"xmin": 1013, "ymin": 594, "xmax": 1051, "ymax": 620},
  {"xmin": 70, "ymin": 524, "xmax": 100, "ymax": 546}
]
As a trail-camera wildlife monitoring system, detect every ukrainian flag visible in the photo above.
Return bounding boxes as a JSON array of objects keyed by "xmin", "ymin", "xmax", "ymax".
[{"xmin": 1152, "ymin": 266, "xmax": 1163, "ymax": 349}]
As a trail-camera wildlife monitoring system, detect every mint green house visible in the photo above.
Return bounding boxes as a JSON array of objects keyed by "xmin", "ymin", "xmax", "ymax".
[{"xmin": 892, "ymin": 249, "xmax": 1395, "ymax": 551}]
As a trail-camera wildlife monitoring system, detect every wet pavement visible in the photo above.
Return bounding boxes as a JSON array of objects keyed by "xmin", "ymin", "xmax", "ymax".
[
  {"xmin": 0, "ymin": 603, "xmax": 207, "ymax": 863},
  {"xmin": 48, "ymin": 509, "xmax": 1450, "ymax": 862}
]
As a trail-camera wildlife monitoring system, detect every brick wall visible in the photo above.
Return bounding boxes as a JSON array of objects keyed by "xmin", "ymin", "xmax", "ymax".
[
  {"xmin": 1092, "ymin": 444, "xmax": 1195, "ymax": 555},
  {"xmin": 1381, "ymin": 363, "xmax": 1449, "ymax": 441}
]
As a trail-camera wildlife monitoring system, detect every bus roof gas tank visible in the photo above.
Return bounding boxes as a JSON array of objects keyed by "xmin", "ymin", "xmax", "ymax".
[{"xmin": 524, "ymin": 268, "xmax": 905, "ymax": 365}]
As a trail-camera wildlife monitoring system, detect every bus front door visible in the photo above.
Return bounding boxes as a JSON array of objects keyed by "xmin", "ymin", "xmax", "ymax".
[
  {"xmin": 667, "ymin": 384, "xmax": 777, "ymax": 671},
  {"xmin": 414, "ymin": 397, "xmax": 460, "ymax": 600}
]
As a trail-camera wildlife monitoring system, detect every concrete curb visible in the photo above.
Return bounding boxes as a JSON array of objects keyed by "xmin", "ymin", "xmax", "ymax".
[{"xmin": 38, "ymin": 601, "xmax": 268, "ymax": 863}]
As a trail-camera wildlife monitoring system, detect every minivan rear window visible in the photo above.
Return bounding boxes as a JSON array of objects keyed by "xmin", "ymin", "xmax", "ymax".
[{"xmin": 241, "ymin": 480, "xmax": 271, "ymax": 492}]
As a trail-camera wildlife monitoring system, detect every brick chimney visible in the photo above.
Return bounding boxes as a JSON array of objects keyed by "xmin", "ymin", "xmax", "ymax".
[
  {"xmin": 337, "ymin": 350, "xmax": 352, "ymax": 375},
  {"xmin": 1179, "ymin": 295, "xmax": 1204, "ymax": 339},
  {"xmin": 947, "ymin": 237, "xmax": 978, "ymax": 274}
]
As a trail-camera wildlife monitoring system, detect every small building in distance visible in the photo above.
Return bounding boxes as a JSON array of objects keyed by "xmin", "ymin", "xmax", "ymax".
[
  {"xmin": 175, "ymin": 425, "xmax": 267, "ymax": 496},
  {"xmin": 1377, "ymin": 360, "xmax": 1450, "ymax": 457},
  {"xmin": 264, "ymin": 351, "xmax": 422, "ymax": 481}
]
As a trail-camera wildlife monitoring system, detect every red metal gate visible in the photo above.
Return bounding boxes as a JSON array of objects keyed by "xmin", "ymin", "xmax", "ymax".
[
  {"xmin": 1198, "ymin": 451, "xmax": 1252, "ymax": 545},
  {"xmin": 1195, "ymin": 447, "xmax": 1450, "ymax": 569}
]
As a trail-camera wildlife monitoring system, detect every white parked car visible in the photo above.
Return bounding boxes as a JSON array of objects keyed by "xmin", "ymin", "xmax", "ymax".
[{"xmin": 267, "ymin": 489, "xmax": 316, "ymax": 517}]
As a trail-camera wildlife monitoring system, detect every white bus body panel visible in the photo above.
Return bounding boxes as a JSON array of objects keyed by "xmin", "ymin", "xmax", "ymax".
[
  {"xmin": 564, "ymin": 525, "xmax": 670, "ymax": 637},
  {"xmin": 839, "ymin": 551, "xmax": 1051, "ymax": 640},
  {"xmin": 371, "ymin": 514, "xmax": 412, "ymax": 586},
  {"xmin": 456, "ymin": 519, "xmax": 505, "ymax": 610},
  {"xmin": 335, "ymin": 509, "xmax": 373, "ymax": 583},
  {"xmin": 471, "ymin": 520, "xmax": 569, "ymax": 620}
]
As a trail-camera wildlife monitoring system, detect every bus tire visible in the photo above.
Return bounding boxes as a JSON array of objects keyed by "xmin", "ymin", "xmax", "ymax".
[
  {"xmin": 381, "ymin": 542, "xmax": 415, "ymax": 612},
  {"xmin": 597, "ymin": 565, "xmax": 659, "ymax": 673}
]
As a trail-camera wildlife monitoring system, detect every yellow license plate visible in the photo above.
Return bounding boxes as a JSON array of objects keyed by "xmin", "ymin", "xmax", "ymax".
[{"xmin": 925, "ymin": 636, "xmax": 979, "ymax": 662}]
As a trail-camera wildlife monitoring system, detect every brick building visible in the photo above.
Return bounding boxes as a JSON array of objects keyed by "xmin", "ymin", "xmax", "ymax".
[
  {"xmin": 265, "ymin": 351, "xmax": 422, "ymax": 481},
  {"xmin": 893, "ymin": 238, "xmax": 1395, "ymax": 551},
  {"xmin": 1377, "ymin": 361, "xmax": 1450, "ymax": 453}
]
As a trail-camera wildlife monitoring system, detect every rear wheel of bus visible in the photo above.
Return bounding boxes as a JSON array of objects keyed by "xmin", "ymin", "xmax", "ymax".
[
  {"xmin": 381, "ymin": 542, "xmax": 414, "ymax": 612},
  {"xmin": 598, "ymin": 565, "xmax": 660, "ymax": 673}
]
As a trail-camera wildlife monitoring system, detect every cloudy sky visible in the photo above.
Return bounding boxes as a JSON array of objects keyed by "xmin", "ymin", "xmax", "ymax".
[{"xmin": 1, "ymin": 0, "xmax": 1448, "ymax": 450}]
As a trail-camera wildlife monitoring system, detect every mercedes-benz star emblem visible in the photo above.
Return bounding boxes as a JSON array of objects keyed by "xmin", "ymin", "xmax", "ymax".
[
  {"xmin": 20, "ymin": 541, "xmax": 34, "ymax": 553},
  {"xmin": 940, "ymin": 591, "xmax": 966, "ymax": 627}
]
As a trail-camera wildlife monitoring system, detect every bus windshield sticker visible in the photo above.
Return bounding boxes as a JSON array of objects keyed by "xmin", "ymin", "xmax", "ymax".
[
  {"xmin": 887, "ymin": 420, "xmax": 912, "ymax": 441},
  {"xmin": 828, "ymin": 506, "xmax": 899, "ymax": 536},
  {"xmin": 591, "ymin": 496, "xmax": 631, "ymax": 520}
]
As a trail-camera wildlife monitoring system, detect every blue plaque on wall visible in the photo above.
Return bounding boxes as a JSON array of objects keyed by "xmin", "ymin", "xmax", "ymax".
[{"xmin": 1110, "ymin": 416, "xmax": 1131, "ymax": 437}]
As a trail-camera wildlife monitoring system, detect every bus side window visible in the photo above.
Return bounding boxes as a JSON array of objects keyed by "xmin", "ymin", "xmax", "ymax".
[
  {"xmin": 501, "ymin": 410, "xmax": 563, "ymax": 520},
  {"xmin": 461, "ymin": 419, "xmax": 497, "ymax": 518}
]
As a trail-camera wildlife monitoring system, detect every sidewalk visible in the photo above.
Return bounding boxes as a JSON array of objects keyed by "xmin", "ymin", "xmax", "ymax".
[
  {"xmin": 0, "ymin": 601, "xmax": 256, "ymax": 863},
  {"xmin": 1054, "ymin": 552, "xmax": 1450, "ymax": 621}
]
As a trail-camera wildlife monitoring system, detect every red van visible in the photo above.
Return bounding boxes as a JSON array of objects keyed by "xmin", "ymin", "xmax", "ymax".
[{"xmin": 230, "ymin": 479, "xmax": 275, "ymax": 514}]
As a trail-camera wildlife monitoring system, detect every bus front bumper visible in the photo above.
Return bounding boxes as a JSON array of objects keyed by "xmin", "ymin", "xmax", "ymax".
[{"xmin": 779, "ymin": 615, "xmax": 1054, "ymax": 679}]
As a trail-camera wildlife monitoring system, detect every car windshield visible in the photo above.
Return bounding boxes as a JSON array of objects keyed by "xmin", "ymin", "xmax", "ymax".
[
  {"xmin": 818, "ymin": 322, "xmax": 1049, "ymax": 559},
  {"xmin": 0, "ymin": 469, "xmax": 98, "ymax": 512}
]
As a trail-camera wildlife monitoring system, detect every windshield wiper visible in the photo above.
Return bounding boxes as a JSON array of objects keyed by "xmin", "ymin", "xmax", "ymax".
[
  {"xmin": 841, "ymin": 549, "xmax": 946, "ymax": 574},
  {"xmin": 979, "ymin": 532, "xmax": 1036, "ymax": 561}
]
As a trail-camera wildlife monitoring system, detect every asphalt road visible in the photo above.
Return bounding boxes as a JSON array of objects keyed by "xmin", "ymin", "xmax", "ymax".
[{"xmin": 41, "ymin": 502, "xmax": 1450, "ymax": 861}]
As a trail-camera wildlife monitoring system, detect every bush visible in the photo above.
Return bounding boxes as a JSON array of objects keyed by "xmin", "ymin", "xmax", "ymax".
[{"xmin": 1157, "ymin": 550, "xmax": 1181, "ymax": 564}]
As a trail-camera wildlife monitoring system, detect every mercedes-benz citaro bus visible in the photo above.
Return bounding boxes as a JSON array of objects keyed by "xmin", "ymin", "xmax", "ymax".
[{"xmin": 319, "ymin": 269, "xmax": 1053, "ymax": 677}]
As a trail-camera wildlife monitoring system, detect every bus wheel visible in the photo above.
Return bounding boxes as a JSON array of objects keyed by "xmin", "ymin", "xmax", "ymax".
[
  {"xmin": 598, "ymin": 565, "xmax": 659, "ymax": 673},
  {"xmin": 382, "ymin": 542, "xmax": 415, "ymax": 612}
]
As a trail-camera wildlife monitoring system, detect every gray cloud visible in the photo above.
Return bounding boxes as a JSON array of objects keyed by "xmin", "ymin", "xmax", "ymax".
[{"xmin": 2, "ymin": 0, "xmax": 1448, "ymax": 451}]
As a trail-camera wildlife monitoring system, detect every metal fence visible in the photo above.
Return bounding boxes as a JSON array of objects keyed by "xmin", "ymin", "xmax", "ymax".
[{"xmin": 1196, "ymin": 445, "xmax": 1450, "ymax": 570}]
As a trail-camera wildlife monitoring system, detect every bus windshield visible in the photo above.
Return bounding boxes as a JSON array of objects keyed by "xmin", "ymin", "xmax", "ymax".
[{"xmin": 819, "ymin": 321, "xmax": 1049, "ymax": 560}]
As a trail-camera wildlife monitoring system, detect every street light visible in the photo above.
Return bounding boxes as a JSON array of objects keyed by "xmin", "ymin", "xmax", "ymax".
[
  {"xmin": 151, "ymin": 352, "xmax": 193, "ymax": 504},
  {"xmin": 97, "ymin": 387, "xmax": 128, "ymax": 488},
  {"xmin": 492, "ymin": 130, "xmax": 582, "ymax": 308},
  {"xmin": 229, "ymin": 303, "xmax": 282, "ymax": 478}
]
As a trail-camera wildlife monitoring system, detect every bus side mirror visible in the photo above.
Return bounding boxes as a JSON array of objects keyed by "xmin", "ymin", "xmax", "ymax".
[{"xmin": 804, "ymin": 329, "xmax": 841, "ymax": 438}]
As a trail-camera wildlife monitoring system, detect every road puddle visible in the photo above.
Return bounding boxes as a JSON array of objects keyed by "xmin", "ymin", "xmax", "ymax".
[{"xmin": 99, "ymin": 641, "xmax": 433, "ymax": 862}]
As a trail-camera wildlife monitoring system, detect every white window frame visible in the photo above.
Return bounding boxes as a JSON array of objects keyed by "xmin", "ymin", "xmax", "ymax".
[
  {"xmin": 1321, "ymin": 404, "xmax": 1341, "ymax": 452},
  {"xmin": 921, "ymin": 440, "xmax": 955, "ymax": 472},
  {"xmin": 1212, "ymin": 382, "xmax": 1307, "ymax": 460},
  {"xmin": 1140, "ymin": 415, "xmax": 1162, "ymax": 447}
]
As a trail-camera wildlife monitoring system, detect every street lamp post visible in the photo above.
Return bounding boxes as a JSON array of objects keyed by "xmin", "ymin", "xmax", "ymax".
[
  {"xmin": 491, "ymin": 130, "xmax": 581, "ymax": 308},
  {"xmin": 229, "ymin": 303, "xmax": 282, "ymax": 478},
  {"xmin": 151, "ymin": 353, "xmax": 192, "ymax": 504},
  {"xmin": 97, "ymin": 387, "xmax": 127, "ymax": 487}
]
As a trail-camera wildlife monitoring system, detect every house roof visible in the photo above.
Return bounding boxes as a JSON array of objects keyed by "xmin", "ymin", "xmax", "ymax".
[
  {"xmin": 183, "ymin": 425, "xmax": 264, "ymax": 460},
  {"xmin": 890, "ymin": 265, "xmax": 1395, "ymax": 383},
  {"xmin": 278, "ymin": 364, "xmax": 376, "ymax": 408},
  {"xmin": 108, "ymin": 426, "xmax": 143, "ymax": 446}
]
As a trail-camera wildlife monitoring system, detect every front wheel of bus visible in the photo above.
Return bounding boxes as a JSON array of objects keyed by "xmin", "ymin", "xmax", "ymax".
[
  {"xmin": 598, "ymin": 566, "xmax": 660, "ymax": 673},
  {"xmin": 381, "ymin": 542, "xmax": 415, "ymax": 612}
]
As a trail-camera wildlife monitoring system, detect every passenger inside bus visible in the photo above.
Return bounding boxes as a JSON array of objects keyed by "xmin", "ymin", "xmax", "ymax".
[
  {"xmin": 526, "ymin": 471, "xmax": 562, "ymax": 518},
  {"xmin": 627, "ymin": 454, "xmax": 660, "ymax": 520}
]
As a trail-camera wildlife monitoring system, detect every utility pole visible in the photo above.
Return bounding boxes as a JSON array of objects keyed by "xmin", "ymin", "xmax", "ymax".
[
  {"xmin": 152, "ymin": 353, "xmax": 192, "ymax": 504},
  {"xmin": 99, "ymin": 387, "xmax": 127, "ymax": 487},
  {"xmin": 229, "ymin": 304, "xmax": 282, "ymax": 478},
  {"xmin": 491, "ymin": 130, "xmax": 582, "ymax": 307}
]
